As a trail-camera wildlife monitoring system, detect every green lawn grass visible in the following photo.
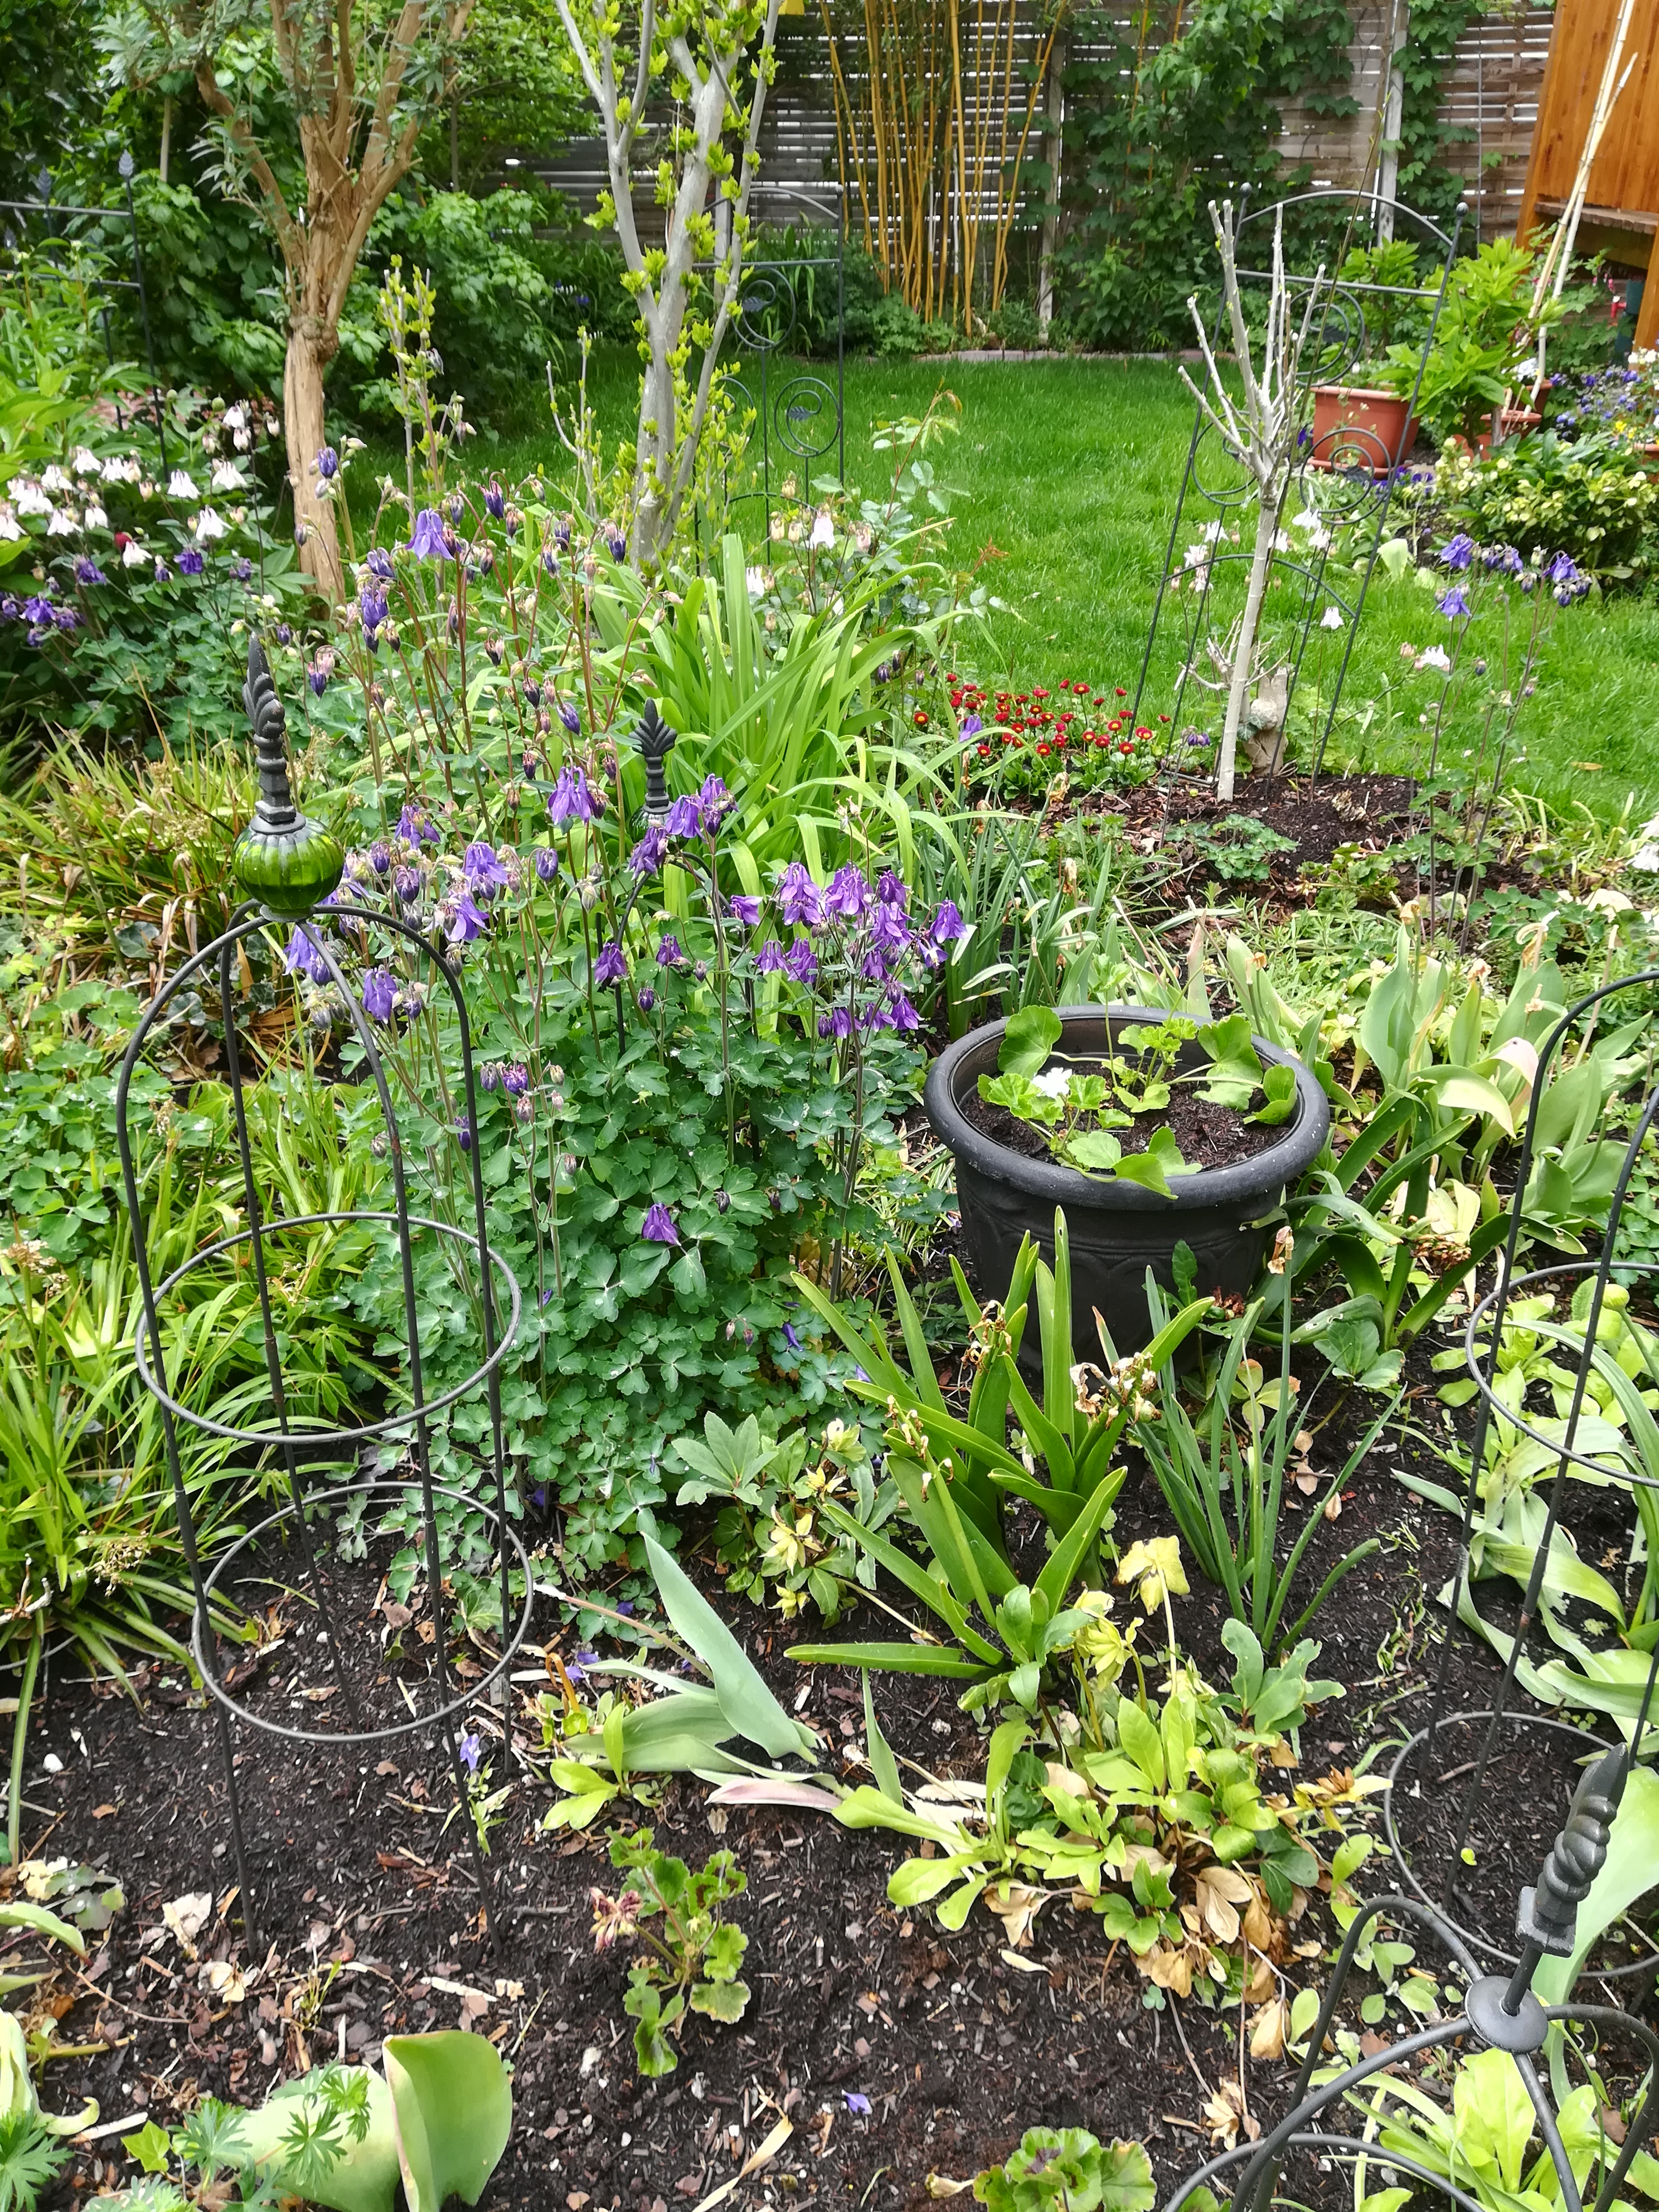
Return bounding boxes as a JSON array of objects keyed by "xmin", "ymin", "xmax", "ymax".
[{"xmin": 385, "ymin": 347, "xmax": 1659, "ymax": 815}]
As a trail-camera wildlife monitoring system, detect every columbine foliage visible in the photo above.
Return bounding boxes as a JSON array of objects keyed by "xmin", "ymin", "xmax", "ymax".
[{"xmin": 590, "ymin": 1828, "xmax": 751, "ymax": 2077}]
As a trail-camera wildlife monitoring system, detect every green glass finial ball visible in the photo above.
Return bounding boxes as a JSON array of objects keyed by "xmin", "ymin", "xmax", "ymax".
[
  {"xmin": 235, "ymin": 633, "xmax": 346, "ymax": 919},
  {"xmin": 233, "ymin": 814, "xmax": 346, "ymax": 919}
]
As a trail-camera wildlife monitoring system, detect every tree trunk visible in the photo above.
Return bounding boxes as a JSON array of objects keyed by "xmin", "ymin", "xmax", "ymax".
[
  {"xmin": 284, "ymin": 321, "xmax": 343, "ymax": 603},
  {"xmin": 632, "ymin": 329, "xmax": 676, "ymax": 565},
  {"xmin": 1217, "ymin": 491, "xmax": 1281, "ymax": 802}
]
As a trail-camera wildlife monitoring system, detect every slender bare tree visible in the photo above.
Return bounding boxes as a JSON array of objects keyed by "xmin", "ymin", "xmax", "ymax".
[
  {"xmin": 1180, "ymin": 203, "xmax": 1328, "ymax": 801},
  {"xmin": 552, "ymin": 0, "xmax": 783, "ymax": 562}
]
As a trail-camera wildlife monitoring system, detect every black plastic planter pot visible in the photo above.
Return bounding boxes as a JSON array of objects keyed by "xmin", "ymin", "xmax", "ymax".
[{"xmin": 924, "ymin": 1005, "xmax": 1330, "ymax": 1357}]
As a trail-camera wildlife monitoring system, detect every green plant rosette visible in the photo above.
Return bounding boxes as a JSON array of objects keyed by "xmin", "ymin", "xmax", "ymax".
[{"xmin": 233, "ymin": 816, "xmax": 346, "ymax": 919}]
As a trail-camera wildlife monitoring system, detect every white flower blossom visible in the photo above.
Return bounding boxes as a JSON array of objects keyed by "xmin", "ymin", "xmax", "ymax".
[
  {"xmin": 122, "ymin": 537, "xmax": 150, "ymax": 569},
  {"xmin": 1319, "ymin": 605, "xmax": 1343, "ymax": 630},
  {"xmin": 168, "ymin": 469, "xmax": 199, "ymax": 499},
  {"xmin": 808, "ymin": 507, "xmax": 835, "ymax": 550},
  {"xmin": 192, "ymin": 506, "xmax": 228, "ymax": 542},
  {"xmin": 1415, "ymin": 645, "xmax": 1451, "ymax": 673},
  {"xmin": 211, "ymin": 460, "xmax": 246, "ymax": 492},
  {"xmin": 13, "ymin": 482, "xmax": 50, "ymax": 517},
  {"xmin": 0, "ymin": 506, "xmax": 21, "ymax": 542},
  {"xmin": 72, "ymin": 446, "xmax": 101, "ymax": 476},
  {"xmin": 83, "ymin": 500, "xmax": 108, "ymax": 531},
  {"xmin": 101, "ymin": 454, "xmax": 142, "ymax": 484},
  {"xmin": 745, "ymin": 565, "xmax": 770, "ymax": 595},
  {"xmin": 1030, "ymin": 1066, "xmax": 1072, "ymax": 1100},
  {"xmin": 223, "ymin": 403, "xmax": 248, "ymax": 434},
  {"xmin": 47, "ymin": 507, "xmax": 76, "ymax": 536},
  {"xmin": 41, "ymin": 465, "xmax": 71, "ymax": 493}
]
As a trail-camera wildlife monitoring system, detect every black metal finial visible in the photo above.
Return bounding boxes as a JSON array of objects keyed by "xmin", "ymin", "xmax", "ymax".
[
  {"xmin": 244, "ymin": 635, "xmax": 299, "ymax": 833},
  {"xmin": 1516, "ymin": 1742, "xmax": 1627, "ymax": 1961},
  {"xmin": 232, "ymin": 636, "xmax": 343, "ymax": 918},
  {"xmin": 636, "ymin": 699, "xmax": 677, "ymax": 827}
]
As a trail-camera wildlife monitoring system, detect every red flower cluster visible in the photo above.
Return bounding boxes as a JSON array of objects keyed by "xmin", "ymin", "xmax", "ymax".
[{"xmin": 945, "ymin": 673, "xmax": 1161, "ymax": 793}]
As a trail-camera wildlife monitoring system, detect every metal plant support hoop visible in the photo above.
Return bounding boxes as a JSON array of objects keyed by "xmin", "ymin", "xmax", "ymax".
[
  {"xmin": 114, "ymin": 636, "xmax": 530, "ymax": 1953},
  {"xmin": 1376, "ymin": 968, "xmax": 1659, "ymax": 1966},
  {"xmin": 1167, "ymin": 1757, "xmax": 1659, "ymax": 2212},
  {"xmin": 1132, "ymin": 187, "xmax": 1463, "ymax": 783}
]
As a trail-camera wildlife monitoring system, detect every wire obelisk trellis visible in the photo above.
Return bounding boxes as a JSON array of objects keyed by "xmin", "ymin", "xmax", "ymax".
[
  {"xmin": 1378, "ymin": 968, "xmax": 1659, "ymax": 1978},
  {"xmin": 115, "ymin": 636, "xmax": 531, "ymax": 1952}
]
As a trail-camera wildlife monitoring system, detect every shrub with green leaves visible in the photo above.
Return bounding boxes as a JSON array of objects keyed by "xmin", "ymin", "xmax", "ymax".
[
  {"xmin": 974, "ymin": 2128, "xmax": 1156, "ymax": 2212},
  {"xmin": 1438, "ymin": 433, "xmax": 1659, "ymax": 576}
]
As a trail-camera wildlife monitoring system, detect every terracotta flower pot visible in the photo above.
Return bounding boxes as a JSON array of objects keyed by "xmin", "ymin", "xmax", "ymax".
[
  {"xmin": 1476, "ymin": 407, "xmax": 1541, "ymax": 454},
  {"xmin": 1310, "ymin": 385, "xmax": 1417, "ymax": 476},
  {"xmin": 923, "ymin": 1006, "xmax": 1330, "ymax": 1356}
]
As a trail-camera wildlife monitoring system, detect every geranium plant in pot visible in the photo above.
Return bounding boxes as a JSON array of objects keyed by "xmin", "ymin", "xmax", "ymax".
[{"xmin": 923, "ymin": 1003, "xmax": 1329, "ymax": 1353}]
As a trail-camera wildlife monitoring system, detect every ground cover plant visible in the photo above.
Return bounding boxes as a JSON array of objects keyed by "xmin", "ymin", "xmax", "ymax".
[{"xmin": 4, "ymin": 203, "xmax": 1659, "ymax": 2212}]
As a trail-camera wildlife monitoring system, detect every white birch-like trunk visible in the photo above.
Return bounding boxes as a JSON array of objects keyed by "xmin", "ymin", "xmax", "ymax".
[{"xmin": 1219, "ymin": 497, "xmax": 1282, "ymax": 801}]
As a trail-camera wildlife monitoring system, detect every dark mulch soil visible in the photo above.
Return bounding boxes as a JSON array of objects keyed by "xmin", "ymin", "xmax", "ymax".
[
  {"xmin": 962, "ymin": 1069, "xmax": 1284, "ymax": 1175},
  {"xmin": 15, "ymin": 1327, "xmax": 1655, "ymax": 2211},
  {"xmin": 1083, "ymin": 773, "xmax": 1416, "ymax": 875}
]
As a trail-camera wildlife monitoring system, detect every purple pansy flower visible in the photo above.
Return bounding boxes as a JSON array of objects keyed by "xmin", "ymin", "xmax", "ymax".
[{"xmin": 641, "ymin": 1203, "xmax": 680, "ymax": 1245}]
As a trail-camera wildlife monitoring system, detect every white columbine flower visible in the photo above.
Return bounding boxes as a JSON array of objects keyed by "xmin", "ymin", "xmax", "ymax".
[
  {"xmin": 745, "ymin": 565, "xmax": 770, "ymax": 595},
  {"xmin": 1319, "ymin": 605, "xmax": 1343, "ymax": 630},
  {"xmin": 83, "ymin": 500, "xmax": 108, "ymax": 531},
  {"xmin": 0, "ymin": 505, "xmax": 21, "ymax": 542},
  {"xmin": 223, "ymin": 402, "xmax": 247, "ymax": 434},
  {"xmin": 13, "ymin": 481, "xmax": 50, "ymax": 517},
  {"xmin": 211, "ymin": 459, "xmax": 246, "ymax": 492},
  {"xmin": 72, "ymin": 446, "xmax": 101, "ymax": 476},
  {"xmin": 122, "ymin": 536, "xmax": 149, "ymax": 569},
  {"xmin": 1416, "ymin": 645, "xmax": 1452, "ymax": 673},
  {"xmin": 808, "ymin": 507, "xmax": 835, "ymax": 551},
  {"xmin": 168, "ymin": 469, "xmax": 200, "ymax": 499},
  {"xmin": 192, "ymin": 506, "xmax": 227, "ymax": 542},
  {"xmin": 47, "ymin": 507, "xmax": 76, "ymax": 536},
  {"xmin": 1030, "ymin": 1066, "xmax": 1072, "ymax": 1100},
  {"xmin": 41, "ymin": 464, "xmax": 71, "ymax": 493}
]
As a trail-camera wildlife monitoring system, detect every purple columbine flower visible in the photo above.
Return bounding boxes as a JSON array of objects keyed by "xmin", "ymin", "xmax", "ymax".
[
  {"xmin": 1441, "ymin": 532, "xmax": 1475, "ymax": 572},
  {"xmin": 818, "ymin": 1006, "xmax": 853, "ymax": 1039},
  {"xmin": 605, "ymin": 526, "xmax": 627, "ymax": 561},
  {"xmin": 464, "ymin": 840, "xmax": 511, "ymax": 895},
  {"xmin": 593, "ymin": 939, "xmax": 627, "ymax": 988},
  {"xmin": 458, "ymin": 1730, "xmax": 481, "ymax": 1773},
  {"xmin": 233, "ymin": 557, "xmax": 253, "ymax": 583},
  {"xmin": 845, "ymin": 2093, "xmax": 872, "ymax": 2116},
  {"xmin": 664, "ymin": 795, "xmax": 701, "ymax": 840},
  {"xmin": 53, "ymin": 605, "xmax": 77, "ymax": 633},
  {"xmin": 284, "ymin": 925, "xmax": 332, "ymax": 984},
  {"xmin": 728, "ymin": 894, "xmax": 762, "ymax": 928},
  {"xmin": 362, "ymin": 967, "xmax": 397, "ymax": 1021},
  {"xmin": 558, "ymin": 700, "xmax": 581, "ymax": 737},
  {"xmin": 394, "ymin": 864, "xmax": 422, "ymax": 905},
  {"xmin": 1437, "ymin": 585, "xmax": 1471, "ymax": 620},
  {"xmin": 823, "ymin": 864, "xmax": 870, "ymax": 920},
  {"xmin": 275, "ymin": 623, "xmax": 293, "ymax": 645},
  {"xmin": 1545, "ymin": 551, "xmax": 1579, "ymax": 585},
  {"xmin": 368, "ymin": 841, "xmax": 391, "ymax": 875},
  {"xmin": 641, "ymin": 1202, "xmax": 680, "ymax": 1245},
  {"xmin": 777, "ymin": 861, "xmax": 824, "ymax": 930},
  {"xmin": 522, "ymin": 676, "xmax": 541, "ymax": 705},
  {"xmin": 317, "ymin": 446, "xmax": 339, "ymax": 481},
  {"xmin": 408, "ymin": 507, "xmax": 449, "ymax": 560},
  {"xmin": 755, "ymin": 940, "xmax": 787, "ymax": 974},
  {"xmin": 877, "ymin": 869, "xmax": 908, "ymax": 910},
  {"xmin": 153, "ymin": 559, "xmax": 171, "ymax": 581},
  {"xmin": 637, "ymin": 984, "xmax": 657, "ymax": 1012},
  {"xmin": 783, "ymin": 939, "xmax": 818, "ymax": 983},
  {"xmin": 360, "ymin": 583, "xmax": 389, "ymax": 634},
  {"xmin": 783, "ymin": 1321, "xmax": 803, "ymax": 1351},
  {"xmin": 961, "ymin": 712, "xmax": 983, "ymax": 741},
  {"xmin": 696, "ymin": 774, "xmax": 730, "ymax": 828},
  {"xmin": 502, "ymin": 1063, "xmax": 529, "ymax": 1096},
  {"xmin": 929, "ymin": 900, "xmax": 967, "ymax": 946},
  {"xmin": 177, "ymin": 546, "xmax": 205, "ymax": 576},
  {"xmin": 366, "ymin": 547, "xmax": 394, "ymax": 580},
  {"xmin": 455, "ymin": 1115, "xmax": 473, "ymax": 1153},
  {"xmin": 548, "ymin": 765, "xmax": 594, "ymax": 824},
  {"xmin": 541, "ymin": 545, "xmax": 559, "ymax": 575},
  {"xmin": 890, "ymin": 993, "xmax": 921, "ymax": 1031},
  {"xmin": 534, "ymin": 845, "xmax": 560, "ymax": 882},
  {"xmin": 480, "ymin": 1062, "xmax": 502, "ymax": 1093},
  {"xmin": 870, "ymin": 903, "xmax": 913, "ymax": 962},
  {"xmin": 656, "ymin": 933, "xmax": 683, "ymax": 968},
  {"xmin": 629, "ymin": 828, "xmax": 668, "ymax": 878},
  {"xmin": 484, "ymin": 481, "xmax": 506, "ymax": 520},
  {"xmin": 75, "ymin": 557, "xmax": 107, "ymax": 585},
  {"xmin": 308, "ymin": 661, "xmax": 328, "ymax": 696},
  {"xmin": 397, "ymin": 803, "xmax": 438, "ymax": 846},
  {"xmin": 445, "ymin": 889, "xmax": 491, "ymax": 944}
]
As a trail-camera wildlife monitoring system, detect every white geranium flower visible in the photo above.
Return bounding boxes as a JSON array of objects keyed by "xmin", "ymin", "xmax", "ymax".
[
  {"xmin": 1319, "ymin": 605, "xmax": 1343, "ymax": 630},
  {"xmin": 0, "ymin": 506, "xmax": 21, "ymax": 542},
  {"xmin": 808, "ymin": 507, "xmax": 835, "ymax": 550},
  {"xmin": 211, "ymin": 459, "xmax": 246, "ymax": 492},
  {"xmin": 192, "ymin": 506, "xmax": 227, "ymax": 542},
  {"xmin": 47, "ymin": 507, "xmax": 76, "ymax": 536},
  {"xmin": 41, "ymin": 465, "xmax": 71, "ymax": 493},
  {"xmin": 168, "ymin": 469, "xmax": 200, "ymax": 499},
  {"xmin": 1030, "ymin": 1065, "xmax": 1072, "ymax": 1100},
  {"xmin": 72, "ymin": 446, "xmax": 101, "ymax": 476},
  {"xmin": 13, "ymin": 482, "xmax": 50, "ymax": 517},
  {"xmin": 83, "ymin": 500, "xmax": 108, "ymax": 531},
  {"xmin": 122, "ymin": 536, "xmax": 150, "ymax": 569}
]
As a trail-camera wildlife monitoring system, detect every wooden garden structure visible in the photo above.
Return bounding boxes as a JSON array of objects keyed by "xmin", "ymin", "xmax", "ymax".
[{"xmin": 1516, "ymin": 0, "xmax": 1659, "ymax": 347}]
